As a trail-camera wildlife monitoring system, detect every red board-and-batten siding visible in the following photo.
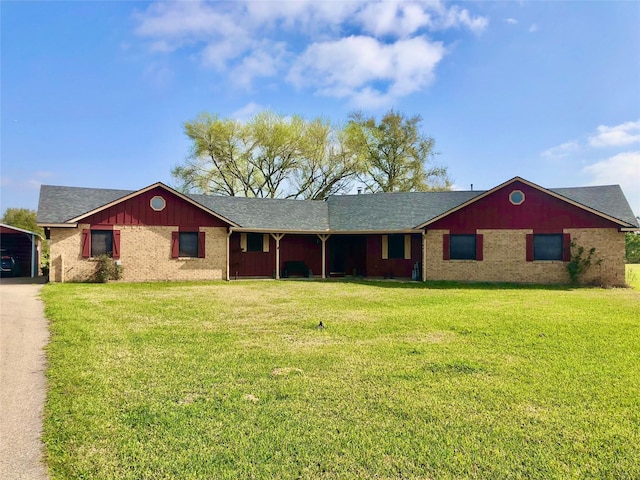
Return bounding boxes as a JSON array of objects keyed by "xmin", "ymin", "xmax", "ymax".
[
  {"xmin": 83, "ymin": 187, "xmax": 230, "ymax": 228},
  {"xmin": 427, "ymin": 181, "xmax": 620, "ymax": 232},
  {"xmin": 229, "ymin": 234, "xmax": 323, "ymax": 278}
]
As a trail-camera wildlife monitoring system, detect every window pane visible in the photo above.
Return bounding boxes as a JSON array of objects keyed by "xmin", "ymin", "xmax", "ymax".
[
  {"xmin": 534, "ymin": 234, "xmax": 562, "ymax": 260},
  {"xmin": 91, "ymin": 230, "xmax": 113, "ymax": 257},
  {"xmin": 247, "ymin": 233, "xmax": 264, "ymax": 252},
  {"xmin": 388, "ymin": 234, "xmax": 404, "ymax": 259},
  {"xmin": 450, "ymin": 234, "xmax": 476, "ymax": 260},
  {"xmin": 179, "ymin": 232, "xmax": 198, "ymax": 258}
]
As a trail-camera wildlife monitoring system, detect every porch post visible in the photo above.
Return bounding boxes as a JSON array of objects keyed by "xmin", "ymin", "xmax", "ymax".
[
  {"xmin": 317, "ymin": 234, "xmax": 330, "ymax": 279},
  {"xmin": 271, "ymin": 233, "xmax": 286, "ymax": 279},
  {"xmin": 422, "ymin": 231, "xmax": 427, "ymax": 282}
]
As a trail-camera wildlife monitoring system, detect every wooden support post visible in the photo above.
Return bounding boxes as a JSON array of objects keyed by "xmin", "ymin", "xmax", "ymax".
[
  {"xmin": 317, "ymin": 234, "xmax": 331, "ymax": 279},
  {"xmin": 270, "ymin": 233, "xmax": 286, "ymax": 279}
]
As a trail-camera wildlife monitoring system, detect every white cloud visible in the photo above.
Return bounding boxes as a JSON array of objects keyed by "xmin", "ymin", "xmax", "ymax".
[
  {"xmin": 505, "ymin": 18, "xmax": 518, "ymax": 25},
  {"xmin": 583, "ymin": 151, "xmax": 640, "ymax": 215},
  {"xmin": 132, "ymin": 0, "xmax": 486, "ymax": 102},
  {"xmin": 541, "ymin": 141, "xmax": 580, "ymax": 159},
  {"xmin": 231, "ymin": 102, "xmax": 265, "ymax": 122},
  {"xmin": 288, "ymin": 35, "xmax": 445, "ymax": 108},
  {"xmin": 588, "ymin": 120, "xmax": 640, "ymax": 148}
]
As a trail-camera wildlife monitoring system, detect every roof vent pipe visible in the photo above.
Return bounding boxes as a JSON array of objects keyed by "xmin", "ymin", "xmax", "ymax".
[
  {"xmin": 471, "ymin": 184, "xmax": 473, "ymax": 191},
  {"xmin": 357, "ymin": 187, "xmax": 362, "ymax": 195}
]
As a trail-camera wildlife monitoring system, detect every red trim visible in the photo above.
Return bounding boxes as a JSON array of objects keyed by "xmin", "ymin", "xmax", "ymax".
[
  {"xmin": 198, "ymin": 231, "xmax": 206, "ymax": 258},
  {"xmin": 476, "ymin": 234, "xmax": 483, "ymax": 261},
  {"xmin": 171, "ymin": 231, "xmax": 179, "ymax": 258},
  {"xmin": 113, "ymin": 230, "xmax": 121, "ymax": 259},
  {"xmin": 81, "ymin": 229, "xmax": 91, "ymax": 258},
  {"xmin": 562, "ymin": 233, "xmax": 571, "ymax": 262},
  {"xmin": 90, "ymin": 224, "xmax": 114, "ymax": 230},
  {"xmin": 526, "ymin": 234, "xmax": 534, "ymax": 262},
  {"xmin": 443, "ymin": 234, "xmax": 450, "ymax": 260}
]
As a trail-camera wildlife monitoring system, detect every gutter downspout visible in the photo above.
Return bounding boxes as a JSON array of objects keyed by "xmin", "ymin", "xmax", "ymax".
[{"xmin": 226, "ymin": 229, "xmax": 232, "ymax": 281}]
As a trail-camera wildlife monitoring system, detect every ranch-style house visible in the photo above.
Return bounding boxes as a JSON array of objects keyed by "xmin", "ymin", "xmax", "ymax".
[{"xmin": 37, "ymin": 177, "xmax": 639, "ymax": 286}]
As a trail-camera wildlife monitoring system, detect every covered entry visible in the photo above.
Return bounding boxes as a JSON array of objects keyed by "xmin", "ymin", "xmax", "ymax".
[{"xmin": 328, "ymin": 235, "xmax": 367, "ymax": 276}]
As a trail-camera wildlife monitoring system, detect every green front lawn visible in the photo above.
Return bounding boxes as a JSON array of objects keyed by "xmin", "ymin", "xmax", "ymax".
[{"xmin": 42, "ymin": 281, "xmax": 640, "ymax": 479}]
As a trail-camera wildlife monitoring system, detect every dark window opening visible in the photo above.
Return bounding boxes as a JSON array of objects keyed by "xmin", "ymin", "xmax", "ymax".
[
  {"xmin": 534, "ymin": 234, "xmax": 562, "ymax": 261},
  {"xmin": 179, "ymin": 232, "xmax": 199, "ymax": 258},
  {"xmin": 450, "ymin": 234, "xmax": 476, "ymax": 260},
  {"xmin": 91, "ymin": 230, "xmax": 113, "ymax": 257},
  {"xmin": 388, "ymin": 234, "xmax": 405, "ymax": 259},
  {"xmin": 247, "ymin": 233, "xmax": 264, "ymax": 252}
]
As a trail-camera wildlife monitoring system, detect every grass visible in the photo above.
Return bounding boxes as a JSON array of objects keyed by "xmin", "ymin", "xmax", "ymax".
[
  {"xmin": 42, "ymin": 280, "xmax": 640, "ymax": 479},
  {"xmin": 626, "ymin": 263, "xmax": 640, "ymax": 290}
]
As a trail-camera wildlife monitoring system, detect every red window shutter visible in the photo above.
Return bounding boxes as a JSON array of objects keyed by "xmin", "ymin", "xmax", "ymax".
[
  {"xmin": 562, "ymin": 233, "xmax": 571, "ymax": 262},
  {"xmin": 112, "ymin": 230, "xmax": 121, "ymax": 259},
  {"xmin": 171, "ymin": 231, "xmax": 179, "ymax": 258},
  {"xmin": 476, "ymin": 234, "xmax": 483, "ymax": 261},
  {"xmin": 526, "ymin": 234, "xmax": 534, "ymax": 261},
  {"xmin": 443, "ymin": 234, "xmax": 450, "ymax": 260},
  {"xmin": 198, "ymin": 231, "xmax": 206, "ymax": 258},
  {"xmin": 81, "ymin": 229, "xmax": 91, "ymax": 258}
]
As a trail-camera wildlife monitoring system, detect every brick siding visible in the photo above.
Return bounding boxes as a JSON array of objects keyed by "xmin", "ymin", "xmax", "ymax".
[
  {"xmin": 425, "ymin": 228, "xmax": 625, "ymax": 286},
  {"xmin": 49, "ymin": 224, "xmax": 227, "ymax": 282}
]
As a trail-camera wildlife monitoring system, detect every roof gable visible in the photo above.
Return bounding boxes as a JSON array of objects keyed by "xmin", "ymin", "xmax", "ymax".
[{"xmin": 417, "ymin": 177, "xmax": 638, "ymax": 229}]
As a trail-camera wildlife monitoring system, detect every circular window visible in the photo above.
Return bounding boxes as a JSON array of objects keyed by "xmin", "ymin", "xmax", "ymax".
[
  {"xmin": 509, "ymin": 190, "xmax": 525, "ymax": 205},
  {"xmin": 150, "ymin": 195, "xmax": 166, "ymax": 211}
]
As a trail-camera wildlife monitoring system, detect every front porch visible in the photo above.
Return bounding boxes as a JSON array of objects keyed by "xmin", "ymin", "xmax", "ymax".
[{"xmin": 227, "ymin": 232, "xmax": 423, "ymax": 281}]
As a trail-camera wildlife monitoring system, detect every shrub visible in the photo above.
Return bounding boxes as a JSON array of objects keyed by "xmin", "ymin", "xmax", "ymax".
[
  {"xmin": 566, "ymin": 241, "xmax": 602, "ymax": 285},
  {"xmin": 94, "ymin": 255, "xmax": 123, "ymax": 283}
]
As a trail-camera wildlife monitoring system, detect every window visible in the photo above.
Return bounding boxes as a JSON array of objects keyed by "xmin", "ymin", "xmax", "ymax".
[
  {"xmin": 82, "ymin": 228, "xmax": 120, "ymax": 259},
  {"xmin": 91, "ymin": 230, "xmax": 113, "ymax": 257},
  {"xmin": 443, "ymin": 233, "xmax": 483, "ymax": 261},
  {"xmin": 381, "ymin": 234, "xmax": 411, "ymax": 260},
  {"xmin": 171, "ymin": 231, "xmax": 205, "ymax": 258},
  {"xmin": 240, "ymin": 233, "xmax": 269, "ymax": 253},
  {"xmin": 179, "ymin": 232, "xmax": 198, "ymax": 258},
  {"xmin": 247, "ymin": 233, "xmax": 265, "ymax": 252},
  {"xmin": 533, "ymin": 234, "xmax": 562, "ymax": 261},
  {"xmin": 388, "ymin": 234, "xmax": 405, "ymax": 259},
  {"xmin": 150, "ymin": 195, "xmax": 166, "ymax": 211},
  {"xmin": 509, "ymin": 190, "xmax": 525, "ymax": 205},
  {"xmin": 450, "ymin": 234, "xmax": 476, "ymax": 260}
]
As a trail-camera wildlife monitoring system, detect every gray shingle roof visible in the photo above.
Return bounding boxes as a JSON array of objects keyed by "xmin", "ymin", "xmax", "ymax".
[
  {"xmin": 188, "ymin": 194, "xmax": 329, "ymax": 231},
  {"xmin": 326, "ymin": 191, "xmax": 482, "ymax": 231},
  {"xmin": 37, "ymin": 181, "xmax": 639, "ymax": 230},
  {"xmin": 550, "ymin": 185, "xmax": 639, "ymax": 227},
  {"xmin": 37, "ymin": 185, "xmax": 134, "ymax": 224}
]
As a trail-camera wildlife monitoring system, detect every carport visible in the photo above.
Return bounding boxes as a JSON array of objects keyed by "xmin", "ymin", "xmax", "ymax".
[{"xmin": 0, "ymin": 223, "xmax": 42, "ymax": 278}]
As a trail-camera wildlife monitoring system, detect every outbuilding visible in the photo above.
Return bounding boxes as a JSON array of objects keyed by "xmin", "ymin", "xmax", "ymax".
[{"xmin": 0, "ymin": 223, "xmax": 42, "ymax": 278}]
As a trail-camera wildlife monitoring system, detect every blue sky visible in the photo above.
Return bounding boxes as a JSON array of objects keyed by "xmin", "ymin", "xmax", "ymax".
[{"xmin": 2, "ymin": 0, "xmax": 639, "ymax": 217}]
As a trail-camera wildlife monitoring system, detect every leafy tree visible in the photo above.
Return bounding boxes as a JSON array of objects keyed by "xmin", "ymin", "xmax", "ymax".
[
  {"xmin": 346, "ymin": 110, "xmax": 450, "ymax": 192},
  {"xmin": 1, "ymin": 208, "xmax": 49, "ymax": 267},
  {"xmin": 1, "ymin": 208, "xmax": 43, "ymax": 235},
  {"xmin": 626, "ymin": 232, "xmax": 640, "ymax": 263},
  {"xmin": 173, "ymin": 111, "xmax": 361, "ymax": 200}
]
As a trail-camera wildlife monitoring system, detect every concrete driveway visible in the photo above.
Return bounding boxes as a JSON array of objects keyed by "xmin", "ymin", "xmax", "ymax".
[{"xmin": 0, "ymin": 276, "xmax": 49, "ymax": 479}]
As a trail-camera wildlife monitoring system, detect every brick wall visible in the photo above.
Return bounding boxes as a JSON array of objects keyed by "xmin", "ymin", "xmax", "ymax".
[
  {"xmin": 49, "ymin": 224, "xmax": 227, "ymax": 282},
  {"xmin": 425, "ymin": 228, "xmax": 625, "ymax": 286}
]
